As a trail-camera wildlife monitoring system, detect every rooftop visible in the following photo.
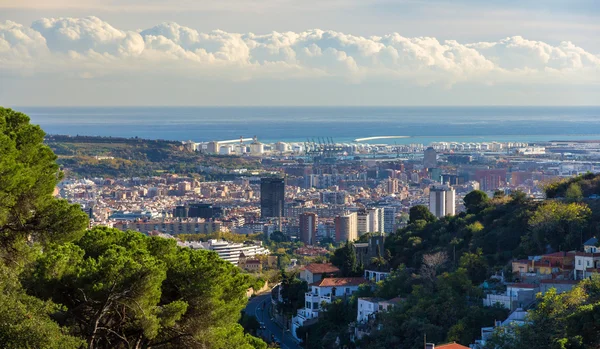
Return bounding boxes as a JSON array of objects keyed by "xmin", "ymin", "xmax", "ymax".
[
  {"xmin": 301, "ymin": 263, "xmax": 341, "ymax": 274},
  {"xmin": 310, "ymin": 277, "xmax": 367, "ymax": 287},
  {"xmin": 436, "ymin": 343, "xmax": 470, "ymax": 349}
]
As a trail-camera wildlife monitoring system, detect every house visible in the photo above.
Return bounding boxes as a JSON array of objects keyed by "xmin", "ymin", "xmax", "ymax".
[
  {"xmin": 511, "ymin": 259, "xmax": 530, "ymax": 275},
  {"xmin": 299, "ymin": 263, "xmax": 341, "ymax": 284},
  {"xmin": 471, "ymin": 308, "xmax": 529, "ymax": 348},
  {"xmin": 291, "ymin": 277, "xmax": 366, "ymax": 340},
  {"xmin": 242, "ymin": 259, "xmax": 262, "ymax": 272},
  {"xmin": 574, "ymin": 252, "xmax": 600, "ymax": 280},
  {"xmin": 364, "ymin": 269, "xmax": 391, "ymax": 283},
  {"xmin": 357, "ymin": 297, "xmax": 384, "ymax": 323},
  {"xmin": 512, "ymin": 252, "xmax": 575, "ymax": 277},
  {"xmin": 353, "ymin": 296, "xmax": 404, "ymax": 341},
  {"xmin": 483, "ymin": 283, "xmax": 537, "ymax": 310},
  {"xmin": 539, "ymin": 279, "xmax": 579, "ymax": 294},
  {"xmin": 584, "ymin": 237, "xmax": 598, "ymax": 253}
]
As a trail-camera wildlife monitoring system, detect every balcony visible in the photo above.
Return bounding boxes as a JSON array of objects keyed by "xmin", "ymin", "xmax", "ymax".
[{"xmin": 305, "ymin": 292, "xmax": 332, "ymax": 304}]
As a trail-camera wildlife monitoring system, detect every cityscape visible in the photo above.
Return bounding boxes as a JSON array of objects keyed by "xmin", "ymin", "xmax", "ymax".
[{"xmin": 1, "ymin": 0, "xmax": 599, "ymax": 348}]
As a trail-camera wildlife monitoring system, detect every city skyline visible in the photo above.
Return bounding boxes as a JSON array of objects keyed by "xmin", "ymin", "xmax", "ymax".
[{"xmin": 1, "ymin": 0, "xmax": 599, "ymax": 106}]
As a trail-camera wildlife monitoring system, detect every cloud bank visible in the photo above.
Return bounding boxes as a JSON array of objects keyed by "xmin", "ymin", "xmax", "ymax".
[{"xmin": 1, "ymin": 16, "xmax": 599, "ymax": 86}]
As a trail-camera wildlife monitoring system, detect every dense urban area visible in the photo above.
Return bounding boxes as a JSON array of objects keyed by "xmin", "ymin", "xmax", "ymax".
[{"xmin": 2, "ymin": 108, "xmax": 600, "ymax": 349}]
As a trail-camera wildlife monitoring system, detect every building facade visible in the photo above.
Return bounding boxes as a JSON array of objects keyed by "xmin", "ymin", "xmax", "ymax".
[
  {"xmin": 260, "ymin": 177, "xmax": 285, "ymax": 218},
  {"xmin": 335, "ymin": 212, "xmax": 358, "ymax": 242},
  {"xmin": 299, "ymin": 212, "xmax": 318, "ymax": 245},
  {"xmin": 429, "ymin": 185, "xmax": 456, "ymax": 218}
]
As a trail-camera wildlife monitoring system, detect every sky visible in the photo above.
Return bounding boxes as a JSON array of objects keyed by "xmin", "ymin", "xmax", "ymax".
[{"xmin": 0, "ymin": 0, "xmax": 599, "ymax": 106}]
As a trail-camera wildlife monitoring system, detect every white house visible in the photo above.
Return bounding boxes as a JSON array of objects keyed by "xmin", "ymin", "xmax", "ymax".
[
  {"xmin": 357, "ymin": 297, "xmax": 384, "ymax": 323},
  {"xmin": 364, "ymin": 269, "xmax": 391, "ymax": 283},
  {"xmin": 292, "ymin": 277, "xmax": 366, "ymax": 340},
  {"xmin": 483, "ymin": 283, "xmax": 537, "ymax": 310},
  {"xmin": 574, "ymin": 251, "xmax": 600, "ymax": 280}
]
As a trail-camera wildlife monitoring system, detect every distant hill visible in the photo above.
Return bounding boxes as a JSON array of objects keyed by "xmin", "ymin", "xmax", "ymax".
[{"xmin": 45, "ymin": 134, "xmax": 260, "ymax": 178}]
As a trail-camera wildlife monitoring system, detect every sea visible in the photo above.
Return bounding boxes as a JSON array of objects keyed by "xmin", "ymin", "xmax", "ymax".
[{"xmin": 15, "ymin": 106, "xmax": 600, "ymax": 145}]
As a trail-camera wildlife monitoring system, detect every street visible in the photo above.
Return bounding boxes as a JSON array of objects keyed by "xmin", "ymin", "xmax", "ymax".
[{"xmin": 245, "ymin": 294, "xmax": 302, "ymax": 349}]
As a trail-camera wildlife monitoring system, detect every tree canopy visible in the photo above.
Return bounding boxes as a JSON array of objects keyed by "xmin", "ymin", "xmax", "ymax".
[{"xmin": 0, "ymin": 108, "xmax": 265, "ymax": 349}]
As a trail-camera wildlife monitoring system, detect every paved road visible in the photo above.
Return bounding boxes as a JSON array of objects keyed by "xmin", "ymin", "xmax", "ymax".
[{"xmin": 245, "ymin": 294, "xmax": 302, "ymax": 349}]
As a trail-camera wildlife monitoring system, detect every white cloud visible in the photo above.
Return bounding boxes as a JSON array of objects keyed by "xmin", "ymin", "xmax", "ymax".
[{"xmin": 0, "ymin": 16, "xmax": 598, "ymax": 86}]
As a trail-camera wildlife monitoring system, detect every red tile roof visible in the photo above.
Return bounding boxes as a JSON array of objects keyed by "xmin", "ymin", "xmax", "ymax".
[
  {"xmin": 301, "ymin": 263, "xmax": 341, "ymax": 274},
  {"xmin": 436, "ymin": 343, "xmax": 470, "ymax": 349},
  {"xmin": 310, "ymin": 277, "xmax": 367, "ymax": 287}
]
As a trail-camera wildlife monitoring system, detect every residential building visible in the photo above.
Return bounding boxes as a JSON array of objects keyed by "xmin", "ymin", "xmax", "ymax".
[
  {"xmin": 299, "ymin": 263, "xmax": 341, "ymax": 284},
  {"xmin": 483, "ymin": 283, "xmax": 537, "ymax": 310},
  {"xmin": 260, "ymin": 177, "xmax": 285, "ymax": 218},
  {"xmin": 299, "ymin": 212, "xmax": 318, "ymax": 245},
  {"xmin": 357, "ymin": 211, "xmax": 370, "ymax": 236},
  {"xmin": 177, "ymin": 239, "xmax": 269, "ymax": 265},
  {"xmin": 357, "ymin": 297, "xmax": 384, "ymax": 323},
  {"xmin": 429, "ymin": 185, "xmax": 456, "ymax": 218},
  {"xmin": 114, "ymin": 220, "xmax": 222, "ymax": 235},
  {"xmin": 335, "ymin": 212, "xmax": 358, "ymax": 242},
  {"xmin": 574, "ymin": 251, "xmax": 600, "ymax": 280},
  {"xmin": 292, "ymin": 277, "xmax": 366, "ymax": 340},
  {"xmin": 423, "ymin": 147, "xmax": 437, "ymax": 168},
  {"xmin": 364, "ymin": 269, "xmax": 391, "ymax": 283},
  {"xmin": 385, "ymin": 178, "xmax": 399, "ymax": 194},
  {"xmin": 475, "ymin": 169, "xmax": 507, "ymax": 192},
  {"xmin": 367, "ymin": 207, "xmax": 384, "ymax": 233},
  {"xmin": 584, "ymin": 237, "xmax": 599, "ymax": 253},
  {"xmin": 383, "ymin": 206, "xmax": 396, "ymax": 234}
]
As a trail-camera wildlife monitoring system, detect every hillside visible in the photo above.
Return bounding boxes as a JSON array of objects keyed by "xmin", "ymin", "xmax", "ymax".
[
  {"xmin": 45, "ymin": 135, "xmax": 261, "ymax": 178},
  {"xmin": 311, "ymin": 184, "xmax": 600, "ymax": 349}
]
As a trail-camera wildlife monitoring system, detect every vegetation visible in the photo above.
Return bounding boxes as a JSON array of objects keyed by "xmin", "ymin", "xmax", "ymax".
[
  {"xmin": 307, "ymin": 177, "xmax": 600, "ymax": 348},
  {"xmin": 485, "ymin": 276, "xmax": 600, "ymax": 349},
  {"xmin": 45, "ymin": 135, "xmax": 260, "ymax": 178},
  {"xmin": 544, "ymin": 172, "xmax": 600, "ymax": 199},
  {"xmin": 0, "ymin": 108, "xmax": 265, "ymax": 349}
]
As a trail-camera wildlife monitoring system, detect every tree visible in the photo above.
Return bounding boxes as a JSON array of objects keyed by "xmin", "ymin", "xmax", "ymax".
[
  {"xmin": 409, "ymin": 205, "xmax": 436, "ymax": 224},
  {"xmin": 24, "ymin": 227, "xmax": 265, "ymax": 349},
  {"xmin": 528, "ymin": 201, "xmax": 591, "ymax": 251},
  {"xmin": 0, "ymin": 107, "xmax": 88, "ymax": 262},
  {"xmin": 463, "ymin": 190, "xmax": 489, "ymax": 214},
  {"xmin": 331, "ymin": 241, "xmax": 359, "ymax": 276},
  {"xmin": 0, "ymin": 264, "xmax": 84, "ymax": 349},
  {"xmin": 459, "ymin": 249, "xmax": 488, "ymax": 284},
  {"xmin": 487, "ymin": 276, "xmax": 600, "ymax": 349},
  {"xmin": 279, "ymin": 270, "xmax": 308, "ymax": 317},
  {"xmin": 419, "ymin": 252, "xmax": 448, "ymax": 283},
  {"xmin": 565, "ymin": 183, "xmax": 583, "ymax": 202}
]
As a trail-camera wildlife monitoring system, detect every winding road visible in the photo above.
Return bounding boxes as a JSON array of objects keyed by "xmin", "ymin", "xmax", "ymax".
[{"xmin": 245, "ymin": 294, "xmax": 302, "ymax": 349}]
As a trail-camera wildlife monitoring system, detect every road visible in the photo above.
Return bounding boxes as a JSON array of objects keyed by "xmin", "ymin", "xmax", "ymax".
[{"xmin": 245, "ymin": 294, "xmax": 302, "ymax": 349}]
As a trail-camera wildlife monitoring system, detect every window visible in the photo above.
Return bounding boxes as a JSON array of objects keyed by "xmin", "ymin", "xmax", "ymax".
[
  {"xmin": 306, "ymin": 301, "xmax": 310, "ymax": 309},
  {"xmin": 313, "ymin": 302, "xmax": 318, "ymax": 309},
  {"xmin": 346, "ymin": 287, "xmax": 350, "ymax": 294},
  {"xmin": 587, "ymin": 260, "xmax": 591, "ymax": 267},
  {"xmin": 579, "ymin": 260, "xmax": 582, "ymax": 265}
]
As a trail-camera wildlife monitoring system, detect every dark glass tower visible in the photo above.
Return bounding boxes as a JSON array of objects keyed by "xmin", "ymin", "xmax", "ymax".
[{"xmin": 260, "ymin": 177, "xmax": 285, "ymax": 218}]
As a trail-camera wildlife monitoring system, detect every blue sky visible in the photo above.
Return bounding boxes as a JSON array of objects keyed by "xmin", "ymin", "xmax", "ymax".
[{"xmin": 0, "ymin": 0, "xmax": 598, "ymax": 106}]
